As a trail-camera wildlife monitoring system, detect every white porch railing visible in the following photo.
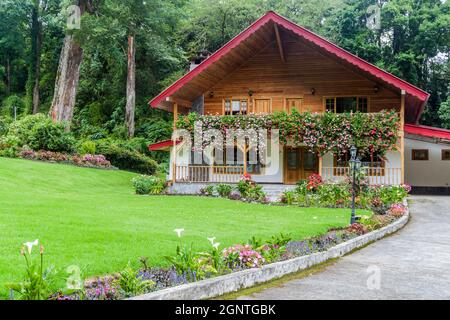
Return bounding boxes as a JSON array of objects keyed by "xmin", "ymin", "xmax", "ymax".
[
  {"xmin": 321, "ymin": 167, "xmax": 402, "ymax": 186},
  {"xmin": 175, "ymin": 165, "xmax": 244, "ymax": 183},
  {"xmin": 174, "ymin": 166, "xmax": 402, "ymax": 185}
]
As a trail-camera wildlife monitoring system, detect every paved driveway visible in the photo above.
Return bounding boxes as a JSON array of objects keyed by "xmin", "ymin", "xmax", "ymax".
[{"xmin": 237, "ymin": 196, "xmax": 450, "ymax": 300}]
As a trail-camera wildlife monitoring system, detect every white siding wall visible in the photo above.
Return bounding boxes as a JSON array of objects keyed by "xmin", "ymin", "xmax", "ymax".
[{"xmin": 405, "ymin": 138, "xmax": 450, "ymax": 187}]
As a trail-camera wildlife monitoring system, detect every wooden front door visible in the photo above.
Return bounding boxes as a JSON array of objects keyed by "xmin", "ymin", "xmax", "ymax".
[
  {"xmin": 286, "ymin": 98, "xmax": 303, "ymax": 114},
  {"xmin": 253, "ymin": 99, "xmax": 271, "ymax": 114},
  {"xmin": 284, "ymin": 147, "xmax": 319, "ymax": 184}
]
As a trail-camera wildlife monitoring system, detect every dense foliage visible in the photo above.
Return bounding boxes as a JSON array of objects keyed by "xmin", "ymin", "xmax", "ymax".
[
  {"xmin": 0, "ymin": 0, "xmax": 448, "ymax": 148},
  {"xmin": 177, "ymin": 110, "xmax": 400, "ymax": 157}
]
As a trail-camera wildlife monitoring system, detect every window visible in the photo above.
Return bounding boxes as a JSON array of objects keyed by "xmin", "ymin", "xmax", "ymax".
[
  {"xmin": 412, "ymin": 149, "xmax": 429, "ymax": 161},
  {"xmin": 325, "ymin": 97, "xmax": 369, "ymax": 113},
  {"xmin": 442, "ymin": 150, "xmax": 450, "ymax": 161},
  {"xmin": 224, "ymin": 99, "xmax": 248, "ymax": 115},
  {"xmin": 334, "ymin": 153, "xmax": 385, "ymax": 176}
]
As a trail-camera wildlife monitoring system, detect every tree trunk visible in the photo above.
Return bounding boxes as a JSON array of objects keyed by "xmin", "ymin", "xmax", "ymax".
[
  {"xmin": 50, "ymin": 35, "xmax": 83, "ymax": 125},
  {"xmin": 50, "ymin": 0, "xmax": 93, "ymax": 127},
  {"xmin": 32, "ymin": 27, "xmax": 41, "ymax": 114},
  {"xmin": 6, "ymin": 56, "xmax": 11, "ymax": 95},
  {"xmin": 125, "ymin": 35, "xmax": 136, "ymax": 138},
  {"xmin": 28, "ymin": 0, "xmax": 41, "ymax": 114}
]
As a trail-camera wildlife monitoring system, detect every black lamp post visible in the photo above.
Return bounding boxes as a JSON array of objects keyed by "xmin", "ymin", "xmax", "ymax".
[{"xmin": 349, "ymin": 146, "xmax": 362, "ymax": 225}]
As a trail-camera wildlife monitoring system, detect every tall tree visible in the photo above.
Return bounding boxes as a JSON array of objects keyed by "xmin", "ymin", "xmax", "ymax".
[
  {"xmin": 126, "ymin": 34, "xmax": 135, "ymax": 138},
  {"xmin": 438, "ymin": 85, "xmax": 450, "ymax": 129},
  {"xmin": 28, "ymin": 0, "xmax": 42, "ymax": 114},
  {"xmin": 50, "ymin": 0, "xmax": 95, "ymax": 125},
  {"xmin": 0, "ymin": 1, "xmax": 28, "ymax": 98}
]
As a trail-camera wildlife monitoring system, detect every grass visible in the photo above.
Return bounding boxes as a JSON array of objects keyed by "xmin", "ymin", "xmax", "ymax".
[{"xmin": 0, "ymin": 157, "xmax": 361, "ymax": 298}]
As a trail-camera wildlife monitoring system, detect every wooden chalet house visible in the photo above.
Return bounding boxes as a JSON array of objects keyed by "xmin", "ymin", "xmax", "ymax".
[{"xmin": 149, "ymin": 11, "xmax": 438, "ymax": 191}]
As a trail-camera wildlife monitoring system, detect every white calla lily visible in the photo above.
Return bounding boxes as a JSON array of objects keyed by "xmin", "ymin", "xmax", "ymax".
[
  {"xmin": 207, "ymin": 237, "xmax": 216, "ymax": 245},
  {"xmin": 212, "ymin": 242, "xmax": 220, "ymax": 250},
  {"xmin": 23, "ymin": 239, "xmax": 39, "ymax": 254},
  {"xmin": 174, "ymin": 228, "xmax": 184, "ymax": 238}
]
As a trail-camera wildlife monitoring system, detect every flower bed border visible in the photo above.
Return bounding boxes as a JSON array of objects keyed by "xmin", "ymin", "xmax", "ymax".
[{"xmin": 129, "ymin": 200, "xmax": 409, "ymax": 300}]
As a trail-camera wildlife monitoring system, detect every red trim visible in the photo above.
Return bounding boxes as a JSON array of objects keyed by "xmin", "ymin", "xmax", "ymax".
[
  {"xmin": 148, "ymin": 139, "xmax": 182, "ymax": 151},
  {"xmin": 150, "ymin": 11, "xmax": 429, "ymax": 120},
  {"xmin": 405, "ymin": 124, "xmax": 450, "ymax": 140}
]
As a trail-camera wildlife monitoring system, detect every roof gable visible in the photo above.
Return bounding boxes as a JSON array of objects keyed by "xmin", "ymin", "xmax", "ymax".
[{"xmin": 150, "ymin": 11, "xmax": 429, "ymax": 122}]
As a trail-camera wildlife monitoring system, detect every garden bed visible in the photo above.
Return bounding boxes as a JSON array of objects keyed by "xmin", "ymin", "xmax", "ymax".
[
  {"xmin": 131, "ymin": 202, "xmax": 409, "ymax": 300},
  {"xmin": 49, "ymin": 203, "xmax": 407, "ymax": 300}
]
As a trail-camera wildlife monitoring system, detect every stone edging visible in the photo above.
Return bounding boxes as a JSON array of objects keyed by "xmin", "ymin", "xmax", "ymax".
[{"xmin": 130, "ymin": 202, "xmax": 410, "ymax": 300}]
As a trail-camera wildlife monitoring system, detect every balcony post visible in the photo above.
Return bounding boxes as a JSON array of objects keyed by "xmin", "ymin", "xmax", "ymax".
[
  {"xmin": 172, "ymin": 103, "xmax": 178, "ymax": 182},
  {"xmin": 318, "ymin": 155, "xmax": 323, "ymax": 177},
  {"xmin": 400, "ymin": 90, "xmax": 405, "ymax": 184}
]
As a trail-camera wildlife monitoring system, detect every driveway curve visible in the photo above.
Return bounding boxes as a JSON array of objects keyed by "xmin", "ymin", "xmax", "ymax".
[{"xmin": 237, "ymin": 196, "xmax": 450, "ymax": 300}]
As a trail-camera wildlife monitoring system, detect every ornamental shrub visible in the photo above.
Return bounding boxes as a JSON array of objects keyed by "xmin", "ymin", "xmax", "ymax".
[
  {"xmin": 5, "ymin": 114, "xmax": 75, "ymax": 153},
  {"xmin": 132, "ymin": 175, "xmax": 166, "ymax": 195},
  {"xmin": 280, "ymin": 190, "xmax": 296, "ymax": 205},
  {"xmin": 222, "ymin": 244, "xmax": 265, "ymax": 269},
  {"xmin": 96, "ymin": 140, "xmax": 157, "ymax": 175},
  {"xmin": 200, "ymin": 185, "xmax": 214, "ymax": 196},
  {"xmin": 28, "ymin": 120, "xmax": 75, "ymax": 153},
  {"xmin": 216, "ymin": 184, "xmax": 233, "ymax": 198},
  {"xmin": 0, "ymin": 116, "xmax": 12, "ymax": 136},
  {"xmin": 78, "ymin": 140, "xmax": 96, "ymax": 155}
]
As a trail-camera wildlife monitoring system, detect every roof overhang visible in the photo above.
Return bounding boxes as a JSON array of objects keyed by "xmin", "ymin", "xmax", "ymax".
[
  {"xmin": 405, "ymin": 124, "xmax": 450, "ymax": 144},
  {"xmin": 149, "ymin": 11, "xmax": 430, "ymax": 123},
  {"xmin": 148, "ymin": 139, "xmax": 182, "ymax": 152}
]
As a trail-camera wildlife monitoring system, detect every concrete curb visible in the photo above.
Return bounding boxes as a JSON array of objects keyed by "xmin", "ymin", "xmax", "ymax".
[{"xmin": 130, "ymin": 203, "xmax": 409, "ymax": 300}]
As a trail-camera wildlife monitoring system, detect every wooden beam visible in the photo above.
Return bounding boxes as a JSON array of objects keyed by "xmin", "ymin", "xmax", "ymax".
[
  {"xmin": 273, "ymin": 24, "xmax": 286, "ymax": 63},
  {"xmin": 400, "ymin": 90, "xmax": 405, "ymax": 184},
  {"xmin": 167, "ymin": 96, "xmax": 192, "ymax": 108}
]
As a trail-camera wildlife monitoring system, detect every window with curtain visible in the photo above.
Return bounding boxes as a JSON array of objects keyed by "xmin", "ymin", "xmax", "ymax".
[{"xmin": 224, "ymin": 99, "xmax": 248, "ymax": 115}]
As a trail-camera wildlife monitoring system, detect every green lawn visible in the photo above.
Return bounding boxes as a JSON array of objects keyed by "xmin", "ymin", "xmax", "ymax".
[{"xmin": 0, "ymin": 157, "xmax": 356, "ymax": 298}]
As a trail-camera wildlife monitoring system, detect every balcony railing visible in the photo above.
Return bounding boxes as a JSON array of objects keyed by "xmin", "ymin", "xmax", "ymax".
[
  {"xmin": 174, "ymin": 165, "xmax": 244, "ymax": 183},
  {"xmin": 174, "ymin": 165, "xmax": 402, "ymax": 185},
  {"xmin": 322, "ymin": 167, "xmax": 402, "ymax": 186}
]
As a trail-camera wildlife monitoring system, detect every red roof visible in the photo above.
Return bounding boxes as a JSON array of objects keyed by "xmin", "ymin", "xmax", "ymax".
[
  {"xmin": 148, "ymin": 139, "xmax": 182, "ymax": 151},
  {"xmin": 405, "ymin": 124, "xmax": 450, "ymax": 140},
  {"xmin": 150, "ymin": 11, "xmax": 429, "ymax": 122}
]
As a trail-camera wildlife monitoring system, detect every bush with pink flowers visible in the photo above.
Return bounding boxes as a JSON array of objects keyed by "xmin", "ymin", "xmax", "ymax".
[
  {"xmin": 387, "ymin": 203, "xmax": 408, "ymax": 217},
  {"xmin": 223, "ymin": 244, "xmax": 265, "ymax": 269},
  {"xmin": 19, "ymin": 149, "xmax": 114, "ymax": 169}
]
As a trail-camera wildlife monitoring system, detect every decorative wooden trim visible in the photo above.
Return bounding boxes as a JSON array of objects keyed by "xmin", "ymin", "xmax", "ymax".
[{"xmin": 273, "ymin": 23, "xmax": 285, "ymax": 63}]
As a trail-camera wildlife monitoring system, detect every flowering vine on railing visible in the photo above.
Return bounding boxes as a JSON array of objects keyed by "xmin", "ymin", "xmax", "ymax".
[{"xmin": 176, "ymin": 110, "xmax": 400, "ymax": 157}]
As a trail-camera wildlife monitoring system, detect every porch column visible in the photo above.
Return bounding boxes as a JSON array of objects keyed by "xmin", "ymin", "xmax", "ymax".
[
  {"xmin": 318, "ymin": 156, "xmax": 323, "ymax": 177},
  {"xmin": 172, "ymin": 103, "xmax": 178, "ymax": 182},
  {"xmin": 400, "ymin": 90, "xmax": 405, "ymax": 184}
]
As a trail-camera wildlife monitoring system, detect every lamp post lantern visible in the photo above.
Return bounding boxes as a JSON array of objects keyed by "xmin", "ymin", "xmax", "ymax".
[{"xmin": 349, "ymin": 146, "xmax": 361, "ymax": 225}]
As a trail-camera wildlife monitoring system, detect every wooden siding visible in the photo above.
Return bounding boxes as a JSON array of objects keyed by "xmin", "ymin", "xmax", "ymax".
[{"xmin": 204, "ymin": 36, "xmax": 400, "ymax": 115}]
